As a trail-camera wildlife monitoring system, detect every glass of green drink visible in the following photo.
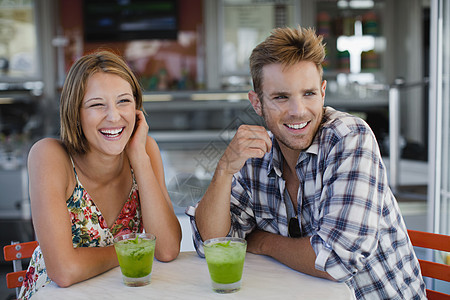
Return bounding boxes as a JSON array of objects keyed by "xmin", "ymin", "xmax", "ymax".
[
  {"xmin": 113, "ymin": 233, "xmax": 156, "ymax": 287},
  {"xmin": 203, "ymin": 237, "xmax": 247, "ymax": 293}
]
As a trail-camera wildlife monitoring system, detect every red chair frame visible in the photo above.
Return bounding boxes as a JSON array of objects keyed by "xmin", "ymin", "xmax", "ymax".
[
  {"xmin": 408, "ymin": 230, "xmax": 450, "ymax": 300},
  {"xmin": 3, "ymin": 241, "xmax": 39, "ymax": 298}
]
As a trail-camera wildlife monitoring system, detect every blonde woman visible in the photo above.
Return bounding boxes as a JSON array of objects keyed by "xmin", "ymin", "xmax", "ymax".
[{"xmin": 19, "ymin": 50, "xmax": 181, "ymax": 299}]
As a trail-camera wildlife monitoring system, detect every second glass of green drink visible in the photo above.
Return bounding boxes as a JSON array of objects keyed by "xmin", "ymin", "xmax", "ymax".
[
  {"xmin": 113, "ymin": 233, "xmax": 156, "ymax": 287},
  {"xmin": 203, "ymin": 237, "xmax": 247, "ymax": 293}
]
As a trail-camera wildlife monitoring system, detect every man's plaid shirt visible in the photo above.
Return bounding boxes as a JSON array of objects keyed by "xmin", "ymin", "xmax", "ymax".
[{"xmin": 187, "ymin": 107, "xmax": 426, "ymax": 299}]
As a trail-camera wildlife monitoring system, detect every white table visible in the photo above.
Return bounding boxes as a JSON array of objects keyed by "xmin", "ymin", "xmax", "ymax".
[{"xmin": 33, "ymin": 251, "xmax": 355, "ymax": 299}]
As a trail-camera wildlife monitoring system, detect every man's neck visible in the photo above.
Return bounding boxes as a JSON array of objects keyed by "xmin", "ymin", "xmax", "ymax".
[{"xmin": 277, "ymin": 143, "xmax": 300, "ymax": 175}]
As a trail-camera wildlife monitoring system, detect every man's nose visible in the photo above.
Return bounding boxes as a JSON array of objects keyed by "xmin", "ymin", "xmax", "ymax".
[{"xmin": 289, "ymin": 97, "xmax": 306, "ymax": 116}]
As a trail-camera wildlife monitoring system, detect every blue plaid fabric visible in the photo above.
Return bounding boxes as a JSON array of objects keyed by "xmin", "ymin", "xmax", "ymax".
[{"xmin": 186, "ymin": 107, "xmax": 426, "ymax": 299}]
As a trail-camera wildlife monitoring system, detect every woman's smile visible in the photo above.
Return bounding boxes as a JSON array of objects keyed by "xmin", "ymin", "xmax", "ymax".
[{"xmin": 99, "ymin": 127, "xmax": 125, "ymax": 139}]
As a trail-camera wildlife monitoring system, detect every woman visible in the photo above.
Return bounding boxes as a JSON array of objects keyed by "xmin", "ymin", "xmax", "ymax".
[{"xmin": 19, "ymin": 50, "xmax": 181, "ymax": 299}]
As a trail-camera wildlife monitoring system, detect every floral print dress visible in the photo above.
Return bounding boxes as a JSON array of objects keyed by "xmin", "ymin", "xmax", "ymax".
[{"xmin": 18, "ymin": 159, "xmax": 143, "ymax": 299}]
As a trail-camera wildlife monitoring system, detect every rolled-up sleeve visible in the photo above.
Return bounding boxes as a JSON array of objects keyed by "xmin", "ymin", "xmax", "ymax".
[
  {"xmin": 308, "ymin": 127, "xmax": 384, "ymax": 282},
  {"xmin": 185, "ymin": 204, "xmax": 208, "ymax": 257}
]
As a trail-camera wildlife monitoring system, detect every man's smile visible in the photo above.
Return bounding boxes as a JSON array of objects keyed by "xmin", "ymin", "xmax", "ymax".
[{"xmin": 284, "ymin": 121, "xmax": 309, "ymax": 130}]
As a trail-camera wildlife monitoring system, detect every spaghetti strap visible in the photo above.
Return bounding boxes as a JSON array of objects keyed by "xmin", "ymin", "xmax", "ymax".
[
  {"xmin": 69, "ymin": 155, "xmax": 81, "ymax": 183},
  {"xmin": 69, "ymin": 155, "xmax": 75, "ymax": 168}
]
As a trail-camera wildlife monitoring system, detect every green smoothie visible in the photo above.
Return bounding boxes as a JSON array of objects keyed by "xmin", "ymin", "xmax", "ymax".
[
  {"xmin": 114, "ymin": 236, "xmax": 155, "ymax": 278},
  {"xmin": 204, "ymin": 239, "xmax": 246, "ymax": 285}
]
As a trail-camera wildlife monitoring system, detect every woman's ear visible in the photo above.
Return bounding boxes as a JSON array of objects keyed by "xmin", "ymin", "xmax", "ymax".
[{"xmin": 248, "ymin": 91, "xmax": 263, "ymax": 116}]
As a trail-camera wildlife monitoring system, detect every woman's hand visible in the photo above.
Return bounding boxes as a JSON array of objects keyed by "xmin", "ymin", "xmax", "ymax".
[{"xmin": 126, "ymin": 110, "xmax": 149, "ymax": 162}]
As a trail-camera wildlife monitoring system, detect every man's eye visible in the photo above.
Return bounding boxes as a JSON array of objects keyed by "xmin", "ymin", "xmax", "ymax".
[
  {"xmin": 274, "ymin": 95, "xmax": 288, "ymax": 100},
  {"xmin": 305, "ymin": 91, "xmax": 315, "ymax": 96}
]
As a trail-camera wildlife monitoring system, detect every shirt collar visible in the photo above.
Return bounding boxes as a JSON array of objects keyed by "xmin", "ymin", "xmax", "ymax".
[
  {"xmin": 267, "ymin": 133, "xmax": 283, "ymax": 178},
  {"xmin": 304, "ymin": 107, "xmax": 329, "ymax": 157}
]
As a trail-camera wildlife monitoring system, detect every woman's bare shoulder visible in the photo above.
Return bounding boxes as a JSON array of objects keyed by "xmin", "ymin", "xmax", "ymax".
[
  {"xmin": 28, "ymin": 138, "xmax": 70, "ymax": 166},
  {"xmin": 28, "ymin": 138, "xmax": 75, "ymax": 198},
  {"xmin": 31, "ymin": 137, "xmax": 63, "ymax": 148},
  {"xmin": 145, "ymin": 135, "xmax": 164, "ymax": 160},
  {"xmin": 146, "ymin": 135, "xmax": 160, "ymax": 151}
]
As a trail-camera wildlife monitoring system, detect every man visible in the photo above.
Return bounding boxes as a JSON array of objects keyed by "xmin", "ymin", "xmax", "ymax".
[{"xmin": 186, "ymin": 26, "xmax": 425, "ymax": 299}]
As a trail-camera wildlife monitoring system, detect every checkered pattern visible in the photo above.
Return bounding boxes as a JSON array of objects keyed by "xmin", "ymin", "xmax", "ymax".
[{"xmin": 187, "ymin": 107, "xmax": 426, "ymax": 299}]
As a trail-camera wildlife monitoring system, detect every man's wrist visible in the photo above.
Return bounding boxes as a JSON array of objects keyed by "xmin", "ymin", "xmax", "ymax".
[{"xmin": 214, "ymin": 159, "xmax": 236, "ymax": 178}]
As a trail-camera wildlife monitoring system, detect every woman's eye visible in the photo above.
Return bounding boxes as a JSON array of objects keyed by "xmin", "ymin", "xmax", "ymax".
[
  {"xmin": 274, "ymin": 95, "xmax": 288, "ymax": 100},
  {"xmin": 89, "ymin": 103, "xmax": 103, "ymax": 107},
  {"xmin": 118, "ymin": 98, "xmax": 132, "ymax": 104}
]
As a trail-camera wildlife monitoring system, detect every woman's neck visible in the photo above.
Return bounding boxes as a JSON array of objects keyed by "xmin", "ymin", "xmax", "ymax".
[{"xmin": 72, "ymin": 151, "xmax": 127, "ymax": 184}]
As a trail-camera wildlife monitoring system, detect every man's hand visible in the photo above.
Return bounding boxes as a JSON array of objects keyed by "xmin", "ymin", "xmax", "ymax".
[
  {"xmin": 195, "ymin": 125, "xmax": 271, "ymax": 240},
  {"xmin": 218, "ymin": 125, "xmax": 272, "ymax": 175}
]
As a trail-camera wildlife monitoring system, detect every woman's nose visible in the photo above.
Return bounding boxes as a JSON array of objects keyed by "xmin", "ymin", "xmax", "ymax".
[{"xmin": 106, "ymin": 105, "xmax": 121, "ymax": 121}]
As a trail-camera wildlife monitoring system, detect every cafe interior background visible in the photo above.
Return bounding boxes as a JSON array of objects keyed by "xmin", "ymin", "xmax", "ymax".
[{"xmin": 0, "ymin": 0, "xmax": 449, "ymax": 297}]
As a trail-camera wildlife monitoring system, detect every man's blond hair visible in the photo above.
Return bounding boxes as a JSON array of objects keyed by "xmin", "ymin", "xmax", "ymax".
[{"xmin": 249, "ymin": 26, "xmax": 326, "ymax": 98}]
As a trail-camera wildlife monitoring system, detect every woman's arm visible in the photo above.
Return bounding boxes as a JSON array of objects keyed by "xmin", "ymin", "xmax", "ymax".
[
  {"xmin": 28, "ymin": 138, "xmax": 119, "ymax": 287},
  {"xmin": 126, "ymin": 111, "xmax": 182, "ymax": 261}
]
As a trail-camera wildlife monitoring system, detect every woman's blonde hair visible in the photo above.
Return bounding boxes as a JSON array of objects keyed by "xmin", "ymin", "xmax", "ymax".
[
  {"xmin": 60, "ymin": 50, "xmax": 143, "ymax": 154},
  {"xmin": 249, "ymin": 26, "xmax": 326, "ymax": 99}
]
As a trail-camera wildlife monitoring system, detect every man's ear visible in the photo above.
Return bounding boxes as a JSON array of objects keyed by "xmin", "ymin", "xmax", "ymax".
[
  {"xmin": 248, "ymin": 91, "xmax": 263, "ymax": 116},
  {"xmin": 321, "ymin": 80, "xmax": 327, "ymax": 104}
]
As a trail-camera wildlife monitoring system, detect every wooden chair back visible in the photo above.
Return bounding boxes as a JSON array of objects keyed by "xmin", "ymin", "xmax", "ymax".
[{"xmin": 407, "ymin": 229, "xmax": 450, "ymax": 300}]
